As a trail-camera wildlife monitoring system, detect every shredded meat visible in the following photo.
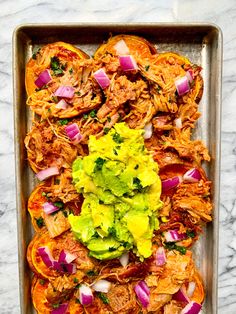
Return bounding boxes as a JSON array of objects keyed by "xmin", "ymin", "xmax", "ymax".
[{"xmin": 107, "ymin": 284, "xmax": 138, "ymax": 313}]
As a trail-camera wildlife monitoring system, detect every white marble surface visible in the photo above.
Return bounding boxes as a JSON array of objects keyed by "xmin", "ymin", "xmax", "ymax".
[{"xmin": 0, "ymin": 0, "xmax": 235, "ymax": 313}]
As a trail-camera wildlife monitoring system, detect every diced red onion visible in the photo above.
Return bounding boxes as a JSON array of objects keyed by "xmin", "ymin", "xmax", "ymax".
[
  {"xmin": 42, "ymin": 202, "xmax": 60, "ymax": 215},
  {"xmin": 164, "ymin": 229, "xmax": 186, "ymax": 242},
  {"xmin": 173, "ymin": 286, "xmax": 190, "ymax": 303},
  {"xmin": 38, "ymin": 247, "xmax": 54, "ymax": 268},
  {"xmin": 175, "ymin": 76, "xmax": 190, "ymax": 96},
  {"xmin": 54, "ymin": 86, "xmax": 75, "ymax": 99},
  {"xmin": 36, "ymin": 166, "xmax": 59, "ymax": 181},
  {"xmin": 183, "ymin": 168, "xmax": 201, "ymax": 183},
  {"xmin": 114, "ymin": 39, "xmax": 130, "ymax": 55},
  {"xmin": 134, "ymin": 281, "xmax": 150, "ymax": 308},
  {"xmin": 155, "ymin": 247, "xmax": 166, "ymax": 266},
  {"xmin": 180, "ymin": 301, "xmax": 202, "ymax": 314},
  {"xmin": 58, "ymin": 250, "xmax": 77, "ymax": 264},
  {"xmin": 174, "ymin": 117, "xmax": 182, "ymax": 129},
  {"xmin": 161, "ymin": 176, "xmax": 181, "ymax": 193},
  {"xmin": 92, "ymin": 280, "xmax": 111, "ymax": 293},
  {"xmin": 93, "ymin": 68, "xmax": 110, "ymax": 89},
  {"xmin": 51, "ymin": 303, "xmax": 69, "ymax": 314},
  {"xmin": 186, "ymin": 69, "xmax": 194, "ymax": 83},
  {"xmin": 55, "ymin": 99, "xmax": 68, "ymax": 109},
  {"xmin": 187, "ymin": 282, "xmax": 196, "ymax": 298},
  {"xmin": 119, "ymin": 252, "xmax": 129, "ymax": 267},
  {"xmin": 34, "ymin": 69, "xmax": 52, "ymax": 88},
  {"xmin": 79, "ymin": 284, "xmax": 94, "ymax": 305},
  {"xmin": 65, "ymin": 123, "xmax": 82, "ymax": 144},
  {"xmin": 119, "ymin": 55, "xmax": 138, "ymax": 71},
  {"xmin": 143, "ymin": 123, "xmax": 153, "ymax": 140}
]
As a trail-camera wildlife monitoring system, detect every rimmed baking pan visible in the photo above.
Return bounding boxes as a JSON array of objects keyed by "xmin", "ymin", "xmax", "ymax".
[{"xmin": 13, "ymin": 23, "xmax": 222, "ymax": 313}]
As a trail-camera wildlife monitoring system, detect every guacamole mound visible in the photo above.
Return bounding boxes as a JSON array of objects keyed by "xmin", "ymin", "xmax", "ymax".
[{"xmin": 69, "ymin": 123, "xmax": 162, "ymax": 260}]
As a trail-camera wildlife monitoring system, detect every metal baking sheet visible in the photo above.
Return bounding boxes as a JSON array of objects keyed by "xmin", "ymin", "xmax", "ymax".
[{"xmin": 13, "ymin": 23, "xmax": 222, "ymax": 314}]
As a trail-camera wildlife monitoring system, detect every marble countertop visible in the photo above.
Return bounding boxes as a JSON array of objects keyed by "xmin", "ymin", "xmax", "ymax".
[{"xmin": 0, "ymin": 0, "xmax": 235, "ymax": 313}]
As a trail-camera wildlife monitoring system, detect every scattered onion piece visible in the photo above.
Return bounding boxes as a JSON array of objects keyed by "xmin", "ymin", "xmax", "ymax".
[
  {"xmin": 187, "ymin": 282, "xmax": 196, "ymax": 298},
  {"xmin": 93, "ymin": 68, "xmax": 110, "ymax": 89},
  {"xmin": 92, "ymin": 280, "xmax": 111, "ymax": 293},
  {"xmin": 42, "ymin": 202, "xmax": 59, "ymax": 215},
  {"xmin": 164, "ymin": 229, "xmax": 186, "ymax": 242},
  {"xmin": 161, "ymin": 176, "xmax": 181, "ymax": 193},
  {"xmin": 134, "ymin": 281, "xmax": 150, "ymax": 308},
  {"xmin": 35, "ymin": 69, "xmax": 52, "ymax": 88},
  {"xmin": 156, "ymin": 247, "xmax": 166, "ymax": 266},
  {"xmin": 186, "ymin": 69, "xmax": 194, "ymax": 83},
  {"xmin": 38, "ymin": 247, "xmax": 54, "ymax": 268},
  {"xmin": 53, "ymin": 261, "xmax": 76, "ymax": 274},
  {"xmin": 173, "ymin": 286, "xmax": 190, "ymax": 303},
  {"xmin": 54, "ymin": 86, "xmax": 75, "ymax": 99},
  {"xmin": 119, "ymin": 55, "xmax": 138, "ymax": 71},
  {"xmin": 79, "ymin": 284, "xmax": 94, "ymax": 305},
  {"xmin": 143, "ymin": 123, "xmax": 153, "ymax": 139},
  {"xmin": 65, "ymin": 123, "xmax": 82, "ymax": 144},
  {"xmin": 36, "ymin": 166, "xmax": 59, "ymax": 181},
  {"xmin": 114, "ymin": 39, "xmax": 130, "ymax": 55},
  {"xmin": 51, "ymin": 303, "xmax": 69, "ymax": 314},
  {"xmin": 174, "ymin": 117, "xmax": 182, "ymax": 129},
  {"xmin": 119, "ymin": 252, "xmax": 129, "ymax": 267},
  {"xmin": 175, "ymin": 76, "xmax": 190, "ymax": 96},
  {"xmin": 55, "ymin": 99, "xmax": 68, "ymax": 109},
  {"xmin": 180, "ymin": 301, "xmax": 202, "ymax": 314},
  {"xmin": 183, "ymin": 168, "xmax": 201, "ymax": 183},
  {"xmin": 58, "ymin": 250, "xmax": 77, "ymax": 264}
]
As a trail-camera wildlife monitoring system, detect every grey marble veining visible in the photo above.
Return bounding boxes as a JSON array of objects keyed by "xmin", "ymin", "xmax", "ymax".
[{"xmin": 0, "ymin": 0, "xmax": 236, "ymax": 313}]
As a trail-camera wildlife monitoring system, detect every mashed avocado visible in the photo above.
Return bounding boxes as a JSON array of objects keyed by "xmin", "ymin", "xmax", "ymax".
[{"xmin": 69, "ymin": 123, "xmax": 162, "ymax": 260}]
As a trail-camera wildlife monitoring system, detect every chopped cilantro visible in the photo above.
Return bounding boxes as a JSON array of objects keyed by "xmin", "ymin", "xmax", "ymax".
[
  {"xmin": 52, "ymin": 96, "xmax": 58, "ymax": 103},
  {"xmin": 164, "ymin": 242, "xmax": 186, "ymax": 255},
  {"xmin": 42, "ymin": 191, "xmax": 50, "ymax": 199},
  {"xmin": 69, "ymin": 68, "xmax": 73, "ymax": 74},
  {"xmin": 75, "ymin": 283, "xmax": 81, "ymax": 289},
  {"xmin": 35, "ymin": 217, "xmax": 44, "ymax": 228},
  {"xmin": 55, "ymin": 179, "xmax": 60, "ymax": 185},
  {"xmin": 98, "ymin": 292, "xmax": 109, "ymax": 304},
  {"xmin": 75, "ymin": 91, "xmax": 81, "ymax": 96},
  {"xmin": 52, "ymin": 303, "xmax": 60, "ymax": 309},
  {"xmin": 83, "ymin": 113, "xmax": 89, "ymax": 120},
  {"xmin": 94, "ymin": 157, "xmax": 106, "ymax": 171},
  {"xmin": 53, "ymin": 201, "xmax": 64, "ymax": 209},
  {"xmin": 113, "ymin": 148, "xmax": 118, "ymax": 155},
  {"xmin": 32, "ymin": 53, "xmax": 37, "ymax": 60},
  {"xmin": 39, "ymin": 279, "xmax": 45, "ymax": 285},
  {"xmin": 145, "ymin": 65, "xmax": 150, "ymax": 71},
  {"xmin": 108, "ymin": 226, "xmax": 116, "ymax": 237},
  {"xmin": 86, "ymin": 270, "xmax": 97, "ymax": 276},
  {"xmin": 73, "ymin": 277, "xmax": 79, "ymax": 283},
  {"xmin": 32, "ymin": 48, "xmax": 41, "ymax": 60},
  {"xmin": 156, "ymin": 85, "xmax": 162, "ymax": 94},
  {"xmin": 112, "ymin": 132, "xmax": 124, "ymax": 144},
  {"xmin": 89, "ymin": 109, "xmax": 97, "ymax": 118},
  {"xmin": 133, "ymin": 177, "xmax": 143, "ymax": 192},
  {"xmin": 58, "ymin": 119, "xmax": 69, "ymax": 125},
  {"xmin": 50, "ymin": 56, "xmax": 64, "ymax": 76},
  {"xmin": 107, "ymin": 116, "xmax": 111, "ymax": 122},
  {"xmin": 103, "ymin": 127, "xmax": 110, "ymax": 134},
  {"xmin": 75, "ymin": 298, "xmax": 81, "ymax": 304},
  {"xmin": 35, "ymin": 87, "xmax": 41, "ymax": 92},
  {"xmin": 186, "ymin": 230, "xmax": 195, "ymax": 238}
]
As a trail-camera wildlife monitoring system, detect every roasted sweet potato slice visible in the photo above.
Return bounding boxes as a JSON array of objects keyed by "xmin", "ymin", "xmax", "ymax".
[
  {"xmin": 31, "ymin": 277, "xmax": 51, "ymax": 314},
  {"xmin": 189, "ymin": 271, "xmax": 205, "ymax": 304},
  {"xmin": 94, "ymin": 34, "xmax": 157, "ymax": 59},
  {"xmin": 26, "ymin": 42, "xmax": 89, "ymax": 96}
]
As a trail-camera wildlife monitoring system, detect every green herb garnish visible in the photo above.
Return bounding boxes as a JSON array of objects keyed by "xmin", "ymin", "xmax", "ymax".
[
  {"xmin": 186, "ymin": 230, "xmax": 195, "ymax": 238},
  {"xmin": 86, "ymin": 270, "xmax": 98, "ymax": 276},
  {"xmin": 89, "ymin": 109, "xmax": 97, "ymax": 118},
  {"xmin": 164, "ymin": 242, "xmax": 186, "ymax": 255},
  {"xmin": 50, "ymin": 56, "xmax": 64, "ymax": 76},
  {"xmin": 94, "ymin": 157, "xmax": 106, "ymax": 171},
  {"xmin": 97, "ymin": 292, "xmax": 109, "ymax": 304},
  {"xmin": 112, "ymin": 132, "xmax": 124, "ymax": 144},
  {"xmin": 145, "ymin": 65, "xmax": 150, "ymax": 71},
  {"xmin": 103, "ymin": 127, "xmax": 110, "ymax": 134},
  {"xmin": 35, "ymin": 217, "xmax": 44, "ymax": 228},
  {"xmin": 58, "ymin": 119, "xmax": 69, "ymax": 125},
  {"xmin": 69, "ymin": 68, "xmax": 73, "ymax": 74},
  {"xmin": 53, "ymin": 201, "xmax": 64, "ymax": 209}
]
